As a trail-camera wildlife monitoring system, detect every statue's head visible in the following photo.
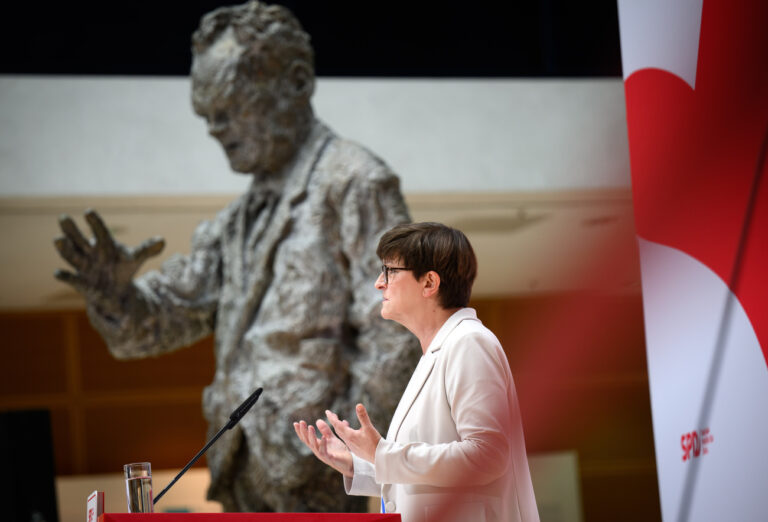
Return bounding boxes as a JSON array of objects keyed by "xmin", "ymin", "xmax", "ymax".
[{"xmin": 191, "ymin": 1, "xmax": 315, "ymax": 175}]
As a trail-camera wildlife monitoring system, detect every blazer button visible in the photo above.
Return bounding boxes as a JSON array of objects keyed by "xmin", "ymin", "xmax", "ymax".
[{"xmin": 385, "ymin": 501, "xmax": 396, "ymax": 513}]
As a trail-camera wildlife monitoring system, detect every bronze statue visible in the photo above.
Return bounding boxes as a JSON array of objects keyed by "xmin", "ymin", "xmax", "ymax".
[{"xmin": 53, "ymin": 1, "xmax": 419, "ymax": 513}]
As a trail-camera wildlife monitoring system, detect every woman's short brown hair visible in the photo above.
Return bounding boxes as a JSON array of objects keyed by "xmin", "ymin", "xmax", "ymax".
[{"xmin": 377, "ymin": 222, "xmax": 477, "ymax": 309}]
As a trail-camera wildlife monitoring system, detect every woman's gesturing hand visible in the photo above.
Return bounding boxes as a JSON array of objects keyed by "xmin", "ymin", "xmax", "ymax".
[
  {"xmin": 294, "ymin": 418, "xmax": 354, "ymax": 477},
  {"xmin": 325, "ymin": 403, "xmax": 382, "ymax": 464}
]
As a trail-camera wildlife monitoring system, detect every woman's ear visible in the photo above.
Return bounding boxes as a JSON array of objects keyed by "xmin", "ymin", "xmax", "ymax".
[{"xmin": 422, "ymin": 271, "xmax": 441, "ymax": 298}]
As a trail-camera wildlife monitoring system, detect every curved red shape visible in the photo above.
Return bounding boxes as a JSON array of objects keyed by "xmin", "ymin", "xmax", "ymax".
[{"xmin": 624, "ymin": 0, "xmax": 768, "ymax": 360}]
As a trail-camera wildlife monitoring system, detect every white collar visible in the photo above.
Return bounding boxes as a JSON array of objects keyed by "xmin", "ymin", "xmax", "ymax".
[{"xmin": 425, "ymin": 307, "xmax": 478, "ymax": 354}]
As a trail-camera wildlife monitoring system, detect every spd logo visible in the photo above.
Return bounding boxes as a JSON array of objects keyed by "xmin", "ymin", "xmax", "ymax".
[{"xmin": 681, "ymin": 428, "xmax": 713, "ymax": 462}]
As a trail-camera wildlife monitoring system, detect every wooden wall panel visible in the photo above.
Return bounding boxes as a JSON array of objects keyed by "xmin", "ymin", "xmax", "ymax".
[
  {"xmin": 49, "ymin": 406, "xmax": 74, "ymax": 477},
  {"xmin": 0, "ymin": 312, "xmax": 69, "ymax": 395},
  {"xmin": 0, "ymin": 309, "xmax": 214, "ymax": 476},
  {"xmin": 522, "ymin": 384, "xmax": 655, "ymax": 462},
  {"xmin": 84, "ymin": 401, "xmax": 209, "ymax": 472},
  {"xmin": 0, "ymin": 294, "xmax": 661, "ymax": 520},
  {"xmin": 77, "ymin": 314, "xmax": 216, "ymax": 393},
  {"xmin": 470, "ymin": 294, "xmax": 660, "ymax": 521},
  {"xmin": 580, "ymin": 472, "xmax": 662, "ymax": 522}
]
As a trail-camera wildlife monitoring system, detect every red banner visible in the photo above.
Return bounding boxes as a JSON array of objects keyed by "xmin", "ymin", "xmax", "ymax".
[{"xmin": 619, "ymin": 0, "xmax": 768, "ymax": 519}]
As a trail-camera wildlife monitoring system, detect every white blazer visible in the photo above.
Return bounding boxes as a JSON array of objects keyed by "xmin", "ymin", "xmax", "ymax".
[{"xmin": 345, "ymin": 308, "xmax": 539, "ymax": 522}]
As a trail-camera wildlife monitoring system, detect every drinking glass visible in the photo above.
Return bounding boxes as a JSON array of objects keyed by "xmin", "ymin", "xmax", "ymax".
[{"xmin": 124, "ymin": 462, "xmax": 154, "ymax": 513}]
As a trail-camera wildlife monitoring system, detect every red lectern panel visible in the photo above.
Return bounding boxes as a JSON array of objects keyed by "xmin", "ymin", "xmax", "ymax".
[{"xmin": 101, "ymin": 514, "xmax": 400, "ymax": 522}]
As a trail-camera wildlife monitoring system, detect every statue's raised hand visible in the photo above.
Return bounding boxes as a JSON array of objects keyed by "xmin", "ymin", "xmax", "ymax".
[{"xmin": 53, "ymin": 209, "xmax": 165, "ymax": 300}]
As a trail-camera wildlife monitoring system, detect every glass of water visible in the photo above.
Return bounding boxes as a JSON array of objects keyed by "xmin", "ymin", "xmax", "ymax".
[{"xmin": 124, "ymin": 462, "xmax": 154, "ymax": 513}]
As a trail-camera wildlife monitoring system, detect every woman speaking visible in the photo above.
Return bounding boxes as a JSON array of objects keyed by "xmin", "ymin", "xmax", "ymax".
[{"xmin": 294, "ymin": 222, "xmax": 539, "ymax": 522}]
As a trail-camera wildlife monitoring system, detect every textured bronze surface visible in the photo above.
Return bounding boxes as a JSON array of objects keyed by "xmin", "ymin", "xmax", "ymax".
[{"xmin": 53, "ymin": 1, "xmax": 419, "ymax": 512}]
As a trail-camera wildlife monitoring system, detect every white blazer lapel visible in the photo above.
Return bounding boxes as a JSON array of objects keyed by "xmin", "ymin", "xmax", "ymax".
[
  {"xmin": 385, "ymin": 308, "xmax": 479, "ymax": 441},
  {"xmin": 386, "ymin": 353, "xmax": 436, "ymax": 441}
]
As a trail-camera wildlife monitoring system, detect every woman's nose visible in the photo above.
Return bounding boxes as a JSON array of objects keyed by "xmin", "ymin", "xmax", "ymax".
[{"xmin": 374, "ymin": 271, "xmax": 386, "ymax": 289}]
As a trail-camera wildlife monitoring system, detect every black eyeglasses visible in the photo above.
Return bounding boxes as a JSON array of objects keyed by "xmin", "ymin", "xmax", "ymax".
[{"xmin": 380, "ymin": 264, "xmax": 411, "ymax": 285}]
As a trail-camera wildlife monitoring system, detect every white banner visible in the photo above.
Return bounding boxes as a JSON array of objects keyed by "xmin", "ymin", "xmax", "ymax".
[{"xmin": 618, "ymin": 0, "xmax": 768, "ymax": 519}]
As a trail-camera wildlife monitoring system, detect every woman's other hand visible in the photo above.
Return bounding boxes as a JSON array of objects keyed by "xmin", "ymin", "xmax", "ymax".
[
  {"xmin": 325, "ymin": 403, "xmax": 382, "ymax": 464},
  {"xmin": 294, "ymin": 418, "xmax": 354, "ymax": 477}
]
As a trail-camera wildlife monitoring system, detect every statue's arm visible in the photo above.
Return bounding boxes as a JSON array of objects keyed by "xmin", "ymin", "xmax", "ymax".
[
  {"xmin": 54, "ymin": 209, "xmax": 223, "ymax": 358},
  {"xmin": 340, "ymin": 165, "xmax": 421, "ymax": 429}
]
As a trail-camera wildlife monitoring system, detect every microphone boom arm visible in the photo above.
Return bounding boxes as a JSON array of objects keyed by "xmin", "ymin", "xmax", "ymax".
[{"xmin": 153, "ymin": 387, "xmax": 263, "ymax": 505}]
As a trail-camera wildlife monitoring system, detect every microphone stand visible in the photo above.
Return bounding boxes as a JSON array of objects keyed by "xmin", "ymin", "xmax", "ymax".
[{"xmin": 153, "ymin": 387, "xmax": 263, "ymax": 505}]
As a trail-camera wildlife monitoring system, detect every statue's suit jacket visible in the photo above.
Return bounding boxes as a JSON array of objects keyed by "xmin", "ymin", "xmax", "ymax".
[
  {"xmin": 85, "ymin": 120, "xmax": 420, "ymax": 511},
  {"xmin": 346, "ymin": 308, "xmax": 540, "ymax": 522}
]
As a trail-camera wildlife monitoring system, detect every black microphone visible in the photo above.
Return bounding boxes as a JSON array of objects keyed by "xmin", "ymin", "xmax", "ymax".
[{"xmin": 153, "ymin": 387, "xmax": 263, "ymax": 505}]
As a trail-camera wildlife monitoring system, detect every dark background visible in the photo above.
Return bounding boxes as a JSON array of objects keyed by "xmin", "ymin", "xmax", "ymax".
[{"xmin": 0, "ymin": 1, "xmax": 622, "ymax": 77}]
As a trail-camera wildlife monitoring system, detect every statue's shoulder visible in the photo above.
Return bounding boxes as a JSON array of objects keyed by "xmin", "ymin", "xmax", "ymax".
[
  {"xmin": 189, "ymin": 194, "xmax": 243, "ymax": 248},
  {"xmin": 325, "ymin": 138, "xmax": 389, "ymax": 175},
  {"xmin": 315, "ymin": 125, "xmax": 399, "ymax": 189}
]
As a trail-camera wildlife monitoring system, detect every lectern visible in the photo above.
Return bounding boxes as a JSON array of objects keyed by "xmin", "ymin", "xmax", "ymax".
[{"xmin": 100, "ymin": 514, "xmax": 400, "ymax": 521}]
